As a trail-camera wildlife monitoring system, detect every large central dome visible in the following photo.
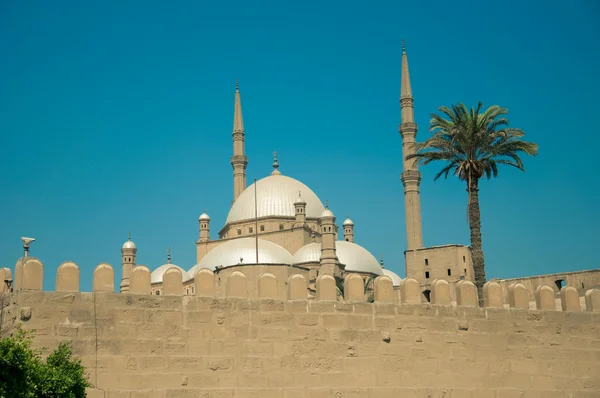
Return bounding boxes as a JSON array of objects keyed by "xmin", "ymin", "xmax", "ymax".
[{"xmin": 226, "ymin": 175, "xmax": 325, "ymax": 224}]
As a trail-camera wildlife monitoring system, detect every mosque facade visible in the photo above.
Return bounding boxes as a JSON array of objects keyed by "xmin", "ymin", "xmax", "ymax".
[{"xmin": 117, "ymin": 46, "xmax": 476, "ymax": 302}]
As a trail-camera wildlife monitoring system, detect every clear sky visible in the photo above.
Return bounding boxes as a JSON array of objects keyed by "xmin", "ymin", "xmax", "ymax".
[{"xmin": 1, "ymin": 0, "xmax": 599, "ymax": 291}]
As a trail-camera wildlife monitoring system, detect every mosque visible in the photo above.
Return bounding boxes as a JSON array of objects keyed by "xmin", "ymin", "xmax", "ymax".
[{"xmin": 118, "ymin": 45, "xmax": 474, "ymax": 301}]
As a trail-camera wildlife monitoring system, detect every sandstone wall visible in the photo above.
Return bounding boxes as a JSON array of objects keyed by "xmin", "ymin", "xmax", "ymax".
[{"xmin": 3, "ymin": 290, "xmax": 600, "ymax": 398}]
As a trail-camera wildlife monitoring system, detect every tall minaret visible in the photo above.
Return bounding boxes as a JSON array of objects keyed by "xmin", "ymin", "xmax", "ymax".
[
  {"xmin": 231, "ymin": 80, "xmax": 248, "ymax": 203},
  {"xmin": 399, "ymin": 41, "xmax": 423, "ymax": 250},
  {"xmin": 120, "ymin": 233, "xmax": 137, "ymax": 292}
]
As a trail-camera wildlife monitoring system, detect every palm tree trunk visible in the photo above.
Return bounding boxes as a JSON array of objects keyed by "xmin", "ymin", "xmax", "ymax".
[{"xmin": 467, "ymin": 178, "xmax": 487, "ymax": 305}]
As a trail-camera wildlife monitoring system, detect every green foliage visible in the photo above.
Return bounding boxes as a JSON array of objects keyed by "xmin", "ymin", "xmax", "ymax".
[{"xmin": 0, "ymin": 330, "xmax": 91, "ymax": 398}]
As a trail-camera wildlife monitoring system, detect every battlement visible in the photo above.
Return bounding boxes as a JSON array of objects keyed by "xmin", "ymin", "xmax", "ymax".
[{"xmin": 2, "ymin": 260, "xmax": 600, "ymax": 396}]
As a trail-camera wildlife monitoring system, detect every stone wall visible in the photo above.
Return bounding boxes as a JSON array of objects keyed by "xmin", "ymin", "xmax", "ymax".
[
  {"xmin": 2, "ymin": 289, "xmax": 599, "ymax": 397},
  {"xmin": 497, "ymin": 269, "xmax": 600, "ymax": 301}
]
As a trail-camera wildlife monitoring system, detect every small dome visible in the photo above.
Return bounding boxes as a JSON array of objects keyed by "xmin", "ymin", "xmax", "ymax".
[
  {"xmin": 198, "ymin": 211, "xmax": 211, "ymax": 221},
  {"xmin": 294, "ymin": 194, "xmax": 306, "ymax": 206},
  {"xmin": 292, "ymin": 241, "xmax": 383, "ymax": 275},
  {"xmin": 188, "ymin": 237, "xmax": 293, "ymax": 276},
  {"xmin": 320, "ymin": 208, "xmax": 335, "ymax": 218},
  {"xmin": 122, "ymin": 240, "xmax": 136, "ymax": 249},
  {"xmin": 151, "ymin": 263, "xmax": 191, "ymax": 284},
  {"xmin": 342, "ymin": 217, "xmax": 354, "ymax": 226},
  {"xmin": 383, "ymin": 269, "xmax": 402, "ymax": 287}
]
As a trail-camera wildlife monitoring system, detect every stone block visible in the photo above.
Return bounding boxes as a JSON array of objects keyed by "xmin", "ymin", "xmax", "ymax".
[
  {"xmin": 585, "ymin": 289, "xmax": 600, "ymax": 312},
  {"xmin": 20, "ymin": 257, "xmax": 43, "ymax": 290},
  {"xmin": 287, "ymin": 274, "xmax": 307, "ymax": 300},
  {"xmin": 431, "ymin": 279, "xmax": 451, "ymax": 305},
  {"xmin": 374, "ymin": 275, "xmax": 395, "ymax": 303},
  {"xmin": 129, "ymin": 266, "xmax": 151, "ymax": 295},
  {"xmin": 194, "ymin": 269, "xmax": 215, "ymax": 297},
  {"xmin": 259, "ymin": 273, "xmax": 278, "ymax": 299},
  {"xmin": 55, "ymin": 261, "xmax": 80, "ymax": 293},
  {"xmin": 94, "ymin": 263, "xmax": 115, "ymax": 292},
  {"xmin": 535, "ymin": 285, "xmax": 555, "ymax": 311},
  {"xmin": 560, "ymin": 286, "xmax": 581, "ymax": 312},
  {"xmin": 344, "ymin": 274, "xmax": 364, "ymax": 302},
  {"xmin": 0, "ymin": 267, "xmax": 12, "ymax": 293},
  {"xmin": 163, "ymin": 267, "xmax": 184, "ymax": 296},
  {"xmin": 455, "ymin": 280, "xmax": 478, "ymax": 307},
  {"xmin": 483, "ymin": 281, "xmax": 503, "ymax": 308},
  {"xmin": 316, "ymin": 274, "xmax": 336, "ymax": 301},
  {"xmin": 400, "ymin": 278, "xmax": 421, "ymax": 304},
  {"xmin": 227, "ymin": 271, "xmax": 248, "ymax": 297},
  {"xmin": 508, "ymin": 283, "xmax": 528, "ymax": 309}
]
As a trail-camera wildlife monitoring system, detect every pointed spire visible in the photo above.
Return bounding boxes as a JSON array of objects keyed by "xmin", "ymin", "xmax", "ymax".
[
  {"xmin": 233, "ymin": 80, "xmax": 244, "ymax": 133},
  {"xmin": 401, "ymin": 40, "xmax": 412, "ymax": 99},
  {"xmin": 167, "ymin": 247, "xmax": 171, "ymax": 264},
  {"xmin": 271, "ymin": 151, "xmax": 281, "ymax": 175}
]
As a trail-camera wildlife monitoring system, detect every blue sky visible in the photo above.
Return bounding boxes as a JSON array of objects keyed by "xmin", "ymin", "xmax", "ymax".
[{"xmin": 1, "ymin": 0, "xmax": 599, "ymax": 291}]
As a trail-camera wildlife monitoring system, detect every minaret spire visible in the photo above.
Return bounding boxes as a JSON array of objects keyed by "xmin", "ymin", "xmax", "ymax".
[
  {"xmin": 399, "ymin": 41, "xmax": 424, "ymax": 250},
  {"xmin": 231, "ymin": 80, "xmax": 248, "ymax": 203}
]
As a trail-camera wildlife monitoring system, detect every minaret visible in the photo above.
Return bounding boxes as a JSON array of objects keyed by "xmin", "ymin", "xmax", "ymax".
[
  {"xmin": 198, "ymin": 210, "xmax": 211, "ymax": 242},
  {"xmin": 399, "ymin": 41, "xmax": 423, "ymax": 250},
  {"xmin": 231, "ymin": 80, "xmax": 248, "ymax": 203},
  {"xmin": 294, "ymin": 191, "xmax": 307, "ymax": 225},
  {"xmin": 342, "ymin": 217, "xmax": 354, "ymax": 243},
  {"xmin": 318, "ymin": 202, "xmax": 339, "ymax": 276},
  {"xmin": 120, "ymin": 233, "xmax": 137, "ymax": 292}
]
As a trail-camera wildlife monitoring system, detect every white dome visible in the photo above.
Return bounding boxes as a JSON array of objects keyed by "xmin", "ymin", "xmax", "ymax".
[
  {"xmin": 320, "ymin": 208, "xmax": 335, "ymax": 218},
  {"xmin": 383, "ymin": 269, "xmax": 402, "ymax": 287},
  {"xmin": 198, "ymin": 212, "xmax": 211, "ymax": 221},
  {"xmin": 292, "ymin": 241, "xmax": 383, "ymax": 275},
  {"xmin": 122, "ymin": 240, "xmax": 136, "ymax": 249},
  {"xmin": 151, "ymin": 263, "xmax": 191, "ymax": 284},
  {"xmin": 226, "ymin": 175, "xmax": 325, "ymax": 224},
  {"xmin": 188, "ymin": 237, "xmax": 293, "ymax": 276},
  {"xmin": 342, "ymin": 217, "xmax": 354, "ymax": 226}
]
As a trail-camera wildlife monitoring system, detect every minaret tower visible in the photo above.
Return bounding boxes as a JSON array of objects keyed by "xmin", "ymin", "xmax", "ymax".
[
  {"xmin": 120, "ymin": 233, "xmax": 137, "ymax": 292},
  {"xmin": 294, "ymin": 191, "xmax": 307, "ymax": 225},
  {"xmin": 342, "ymin": 217, "xmax": 354, "ymax": 243},
  {"xmin": 399, "ymin": 41, "xmax": 423, "ymax": 250},
  {"xmin": 231, "ymin": 80, "xmax": 248, "ymax": 203},
  {"xmin": 198, "ymin": 210, "xmax": 211, "ymax": 242},
  {"xmin": 318, "ymin": 202, "xmax": 339, "ymax": 276}
]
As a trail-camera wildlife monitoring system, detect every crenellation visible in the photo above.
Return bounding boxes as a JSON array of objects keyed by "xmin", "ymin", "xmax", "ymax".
[{"xmin": 3, "ymin": 271, "xmax": 600, "ymax": 396}]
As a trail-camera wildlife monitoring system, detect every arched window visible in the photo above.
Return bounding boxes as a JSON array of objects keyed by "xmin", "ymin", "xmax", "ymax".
[
  {"xmin": 237, "ymin": 229, "xmax": 242, "ymax": 235},
  {"xmin": 279, "ymin": 224, "xmax": 284, "ymax": 230}
]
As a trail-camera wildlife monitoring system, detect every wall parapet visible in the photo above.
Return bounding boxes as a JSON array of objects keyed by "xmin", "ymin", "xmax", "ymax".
[{"xmin": 7, "ymin": 259, "xmax": 600, "ymax": 313}]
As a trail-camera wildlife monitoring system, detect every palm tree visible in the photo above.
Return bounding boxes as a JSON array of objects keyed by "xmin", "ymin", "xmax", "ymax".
[{"xmin": 407, "ymin": 102, "xmax": 538, "ymax": 302}]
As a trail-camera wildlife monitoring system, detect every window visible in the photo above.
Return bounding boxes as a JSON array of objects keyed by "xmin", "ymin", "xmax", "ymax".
[
  {"xmin": 425, "ymin": 271, "xmax": 430, "ymax": 279},
  {"xmin": 156, "ymin": 291, "xmax": 160, "ymax": 296},
  {"xmin": 423, "ymin": 290, "xmax": 431, "ymax": 302},
  {"xmin": 237, "ymin": 229, "xmax": 242, "ymax": 235},
  {"xmin": 192, "ymin": 287, "xmax": 195, "ymax": 294},
  {"xmin": 260, "ymin": 225, "xmax": 265, "ymax": 232},
  {"xmin": 447, "ymin": 269, "xmax": 451, "ymax": 276},
  {"xmin": 186, "ymin": 288, "xmax": 189, "ymax": 295},
  {"xmin": 279, "ymin": 224, "xmax": 284, "ymax": 230},
  {"xmin": 555, "ymin": 279, "xmax": 565, "ymax": 290},
  {"xmin": 463, "ymin": 256, "xmax": 466, "ymax": 263},
  {"xmin": 249, "ymin": 227, "xmax": 253, "ymax": 233},
  {"xmin": 464, "ymin": 268, "xmax": 467, "ymax": 275},
  {"xmin": 425, "ymin": 258, "xmax": 429, "ymax": 266},
  {"xmin": 345, "ymin": 238, "xmax": 349, "ymax": 242}
]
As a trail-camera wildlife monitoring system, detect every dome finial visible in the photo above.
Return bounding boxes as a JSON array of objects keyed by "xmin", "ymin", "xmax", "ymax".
[
  {"xmin": 235, "ymin": 78, "xmax": 239, "ymax": 91},
  {"xmin": 167, "ymin": 247, "xmax": 171, "ymax": 264},
  {"xmin": 325, "ymin": 200, "xmax": 329, "ymax": 209},
  {"xmin": 401, "ymin": 39, "xmax": 406, "ymax": 54},
  {"xmin": 380, "ymin": 253, "xmax": 385, "ymax": 268},
  {"xmin": 128, "ymin": 232, "xmax": 131, "ymax": 241},
  {"xmin": 271, "ymin": 151, "xmax": 281, "ymax": 175}
]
